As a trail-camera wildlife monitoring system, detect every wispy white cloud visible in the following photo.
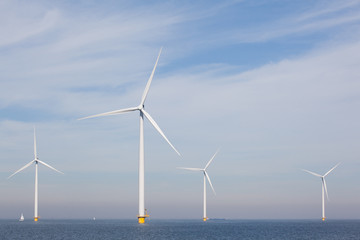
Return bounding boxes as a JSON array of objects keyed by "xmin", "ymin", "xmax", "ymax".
[
  {"xmin": 0, "ymin": 1, "xmax": 60, "ymax": 47},
  {"xmin": 296, "ymin": 0, "xmax": 360, "ymax": 22},
  {"xmin": 232, "ymin": 0, "xmax": 360, "ymax": 43}
]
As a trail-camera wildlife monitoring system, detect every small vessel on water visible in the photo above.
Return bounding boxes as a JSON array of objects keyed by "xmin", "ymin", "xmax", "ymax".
[{"xmin": 19, "ymin": 213, "xmax": 24, "ymax": 222}]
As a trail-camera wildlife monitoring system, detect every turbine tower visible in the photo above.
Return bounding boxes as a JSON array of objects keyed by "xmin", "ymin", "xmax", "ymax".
[
  {"xmin": 178, "ymin": 149, "xmax": 219, "ymax": 221},
  {"xmin": 8, "ymin": 128, "xmax": 64, "ymax": 221},
  {"xmin": 79, "ymin": 48, "xmax": 180, "ymax": 224},
  {"xmin": 302, "ymin": 162, "xmax": 340, "ymax": 221}
]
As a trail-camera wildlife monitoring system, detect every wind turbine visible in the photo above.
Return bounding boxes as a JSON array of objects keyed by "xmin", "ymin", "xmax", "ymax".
[
  {"xmin": 78, "ymin": 48, "xmax": 180, "ymax": 224},
  {"xmin": 8, "ymin": 128, "xmax": 64, "ymax": 221},
  {"xmin": 302, "ymin": 162, "xmax": 340, "ymax": 221},
  {"xmin": 178, "ymin": 149, "xmax": 219, "ymax": 222}
]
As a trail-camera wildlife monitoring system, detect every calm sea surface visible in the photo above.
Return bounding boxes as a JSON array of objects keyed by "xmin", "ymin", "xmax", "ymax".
[{"xmin": 0, "ymin": 219, "xmax": 359, "ymax": 240}]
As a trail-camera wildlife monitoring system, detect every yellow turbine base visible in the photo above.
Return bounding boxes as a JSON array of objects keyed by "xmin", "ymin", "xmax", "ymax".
[
  {"xmin": 138, "ymin": 217, "xmax": 147, "ymax": 224},
  {"xmin": 203, "ymin": 218, "xmax": 208, "ymax": 222},
  {"xmin": 137, "ymin": 215, "xmax": 149, "ymax": 224},
  {"xmin": 322, "ymin": 217, "xmax": 326, "ymax": 221},
  {"xmin": 34, "ymin": 217, "xmax": 39, "ymax": 222}
]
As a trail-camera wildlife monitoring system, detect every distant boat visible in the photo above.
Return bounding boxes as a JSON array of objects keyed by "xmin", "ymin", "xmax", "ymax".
[
  {"xmin": 93, "ymin": 217, "xmax": 96, "ymax": 221},
  {"xmin": 19, "ymin": 213, "xmax": 24, "ymax": 222}
]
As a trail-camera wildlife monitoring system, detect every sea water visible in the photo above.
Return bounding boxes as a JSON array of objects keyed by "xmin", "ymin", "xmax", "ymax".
[{"xmin": 0, "ymin": 219, "xmax": 359, "ymax": 240}]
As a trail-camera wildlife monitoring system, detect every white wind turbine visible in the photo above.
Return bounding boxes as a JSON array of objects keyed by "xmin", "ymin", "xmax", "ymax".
[
  {"xmin": 302, "ymin": 162, "xmax": 340, "ymax": 221},
  {"xmin": 8, "ymin": 128, "xmax": 64, "ymax": 221},
  {"xmin": 79, "ymin": 48, "xmax": 180, "ymax": 224},
  {"xmin": 178, "ymin": 149, "xmax": 219, "ymax": 222}
]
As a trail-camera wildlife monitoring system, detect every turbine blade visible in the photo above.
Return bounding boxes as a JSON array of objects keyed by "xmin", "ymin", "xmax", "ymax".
[
  {"xmin": 324, "ymin": 162, "xmax": 341, "ymax": 177},
  {"xmin": 177, "ymin": 167, "xmax": 203, "ymax": 171},
  {"xmin": 141, "ymin": 109, "xmax": 180, "ymax": 156},
  {"xmin": 78, "ymin": 107, "xmax": 138, "ymax": 120},
  {"xmin": 205, "ymin": 148, "xmax": 220, "ymax": 170},
  {"xmin": 8, "ymin": 160, "xmax": 35, "ymax": 179},
  {"xmin": 322, "ymin": 177, "xmax": 329, "ymax": 201},
  {"xmin": 33, "ymin": 127, "xmax": 37, "ymax": 159},
  {"xmin": 37, "ymin": 160, "xmax": 64, "ymax": 174},
  {"xmin": 301, "ymin": 169, "xmax": 322, "ymax": 177},
  {"xmin": 204, "ymin": 171, "xmax": 216, "ymax": 195},
  {"xmin": 140, "ymin": 48, "xmax": 162, "ymax": 106}
]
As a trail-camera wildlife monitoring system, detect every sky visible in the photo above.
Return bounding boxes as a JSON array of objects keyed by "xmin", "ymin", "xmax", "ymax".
[{"xmin": 1, "ymin": 0, "xmax": 360, "ymax": 220}]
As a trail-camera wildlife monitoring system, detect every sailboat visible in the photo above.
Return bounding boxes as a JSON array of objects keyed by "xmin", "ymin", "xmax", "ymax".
[{"xmin": 19, "ymin": 213, "xmax": 24, "ymax": 222}]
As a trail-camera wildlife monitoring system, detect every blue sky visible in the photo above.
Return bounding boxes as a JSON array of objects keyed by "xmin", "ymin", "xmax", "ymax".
[{"xmin": 1, "ymin": 0, "xmax": 360, "ymax": 219}]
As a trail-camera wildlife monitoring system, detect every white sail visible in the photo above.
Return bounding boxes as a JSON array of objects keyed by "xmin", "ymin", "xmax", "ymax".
[{"xmin": 19, "ymin": 213, "xmax": 24, "ymax": 221}]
